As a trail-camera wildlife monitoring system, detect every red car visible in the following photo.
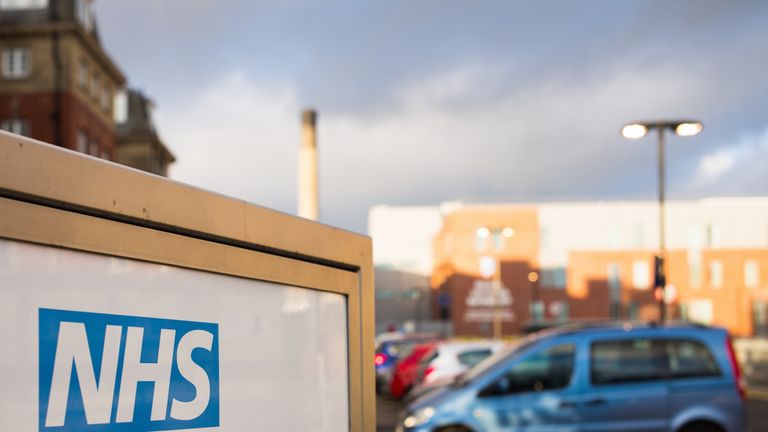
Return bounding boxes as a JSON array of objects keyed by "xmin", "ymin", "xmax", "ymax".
[{"xmin": 389, "ymin": 341, "xmax": 438, "ymax": 399}]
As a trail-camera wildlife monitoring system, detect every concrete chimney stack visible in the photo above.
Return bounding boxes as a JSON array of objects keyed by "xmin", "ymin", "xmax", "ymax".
[{"xmin": 298, "ymin": 109, "xmax": 319, "ymax": 220}]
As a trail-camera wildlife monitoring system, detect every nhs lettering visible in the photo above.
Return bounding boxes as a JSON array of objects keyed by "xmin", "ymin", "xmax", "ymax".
[{"xmin": 39, "ymin": 308, "xmax": 220, "ymax": 431}]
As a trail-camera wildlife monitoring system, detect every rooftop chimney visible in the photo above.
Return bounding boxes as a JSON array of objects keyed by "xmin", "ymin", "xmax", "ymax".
[{"xmin": 298, "ymin": 109, "xmax": 318, "ymax": 220}]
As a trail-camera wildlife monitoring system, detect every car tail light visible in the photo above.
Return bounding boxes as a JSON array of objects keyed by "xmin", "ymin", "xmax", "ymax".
[
  {"xmin": 725, "ymin": 337, "xmax": 746, "ymax": 400},
  {"xmin": 375, "ymin": 353, "xmax": 388, "ymax": 366},
  {"xmin": 423, "ymin": 366, "xmax": 435, "ymax": 381}
]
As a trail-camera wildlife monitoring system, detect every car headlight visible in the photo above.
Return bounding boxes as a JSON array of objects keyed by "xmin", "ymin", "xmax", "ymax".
[{"xmin": 403, "ymin": 406, "xmax": 435, "ymax": 428}]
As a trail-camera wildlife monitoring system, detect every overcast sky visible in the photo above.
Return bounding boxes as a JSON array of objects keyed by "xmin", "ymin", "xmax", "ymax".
[{"xmin": 96, "ymin": 0, "xmax": 768, "ymax": 234}]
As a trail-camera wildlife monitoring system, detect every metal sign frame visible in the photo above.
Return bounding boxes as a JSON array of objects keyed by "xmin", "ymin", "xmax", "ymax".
[{"xmin": 0, "ymin": 131, "xmax": 375, "ymax": 431}]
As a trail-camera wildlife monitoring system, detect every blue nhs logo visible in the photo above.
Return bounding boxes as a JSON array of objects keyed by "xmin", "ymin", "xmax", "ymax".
[{"xmin": 39, "ymin": 308, "xmax": 220, "ymax": 431}]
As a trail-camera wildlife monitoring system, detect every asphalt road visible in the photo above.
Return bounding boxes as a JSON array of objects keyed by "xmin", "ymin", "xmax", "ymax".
[
  {"xmin": 377, "ymin": 395, "xmax": 401, "ymax": 432},
  {"xmin": 377, "ymin": 395, "xmax": 768, "ymax": 432}
]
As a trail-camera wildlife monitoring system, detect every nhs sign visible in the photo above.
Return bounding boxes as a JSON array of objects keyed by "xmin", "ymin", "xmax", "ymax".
[{"xmin": 39, "ymin": 308, "xmax": 220, "ymax": 431}]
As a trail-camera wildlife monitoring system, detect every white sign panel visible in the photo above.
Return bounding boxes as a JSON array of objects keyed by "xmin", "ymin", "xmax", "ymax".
[
  {"xmin": 463, "ymin": 280, "xmax": 514, "ymax": 322},
  {"xmin": 0, "ymin": 238, "xmax": 349, "ymax": 432}
]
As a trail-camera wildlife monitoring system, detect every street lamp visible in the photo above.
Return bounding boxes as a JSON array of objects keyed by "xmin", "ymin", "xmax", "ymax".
[
  {"xmin": 477, "ymin": 226, "xmax": 515, "ymax": 339},
  {"xmin": 621, "ymin": 120, "xmax": 703, "ymax": 322}
]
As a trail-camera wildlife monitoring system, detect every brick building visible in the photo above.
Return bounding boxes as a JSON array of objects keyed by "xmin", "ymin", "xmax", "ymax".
[
  {"xmin": 0, "ymin": 0, "xmax": 125, "ymax": 160},
  {"xmin": 431, "ymin": 205, "xmax": 550, "ymax": 336},
  {"xmin": 115, "ymin": 89, "xmax": 175, "ymax": 177},
  {"xmin": 0, "ymin": 0, "xmax": 174, "ymax": 176},
  {"xmin": 429, "ymin": 199, "xmax": 768, "ymax": 337},
  {"xmin": 568, "ymin": 248, "xmax": 768, "ymax": 336},
  {"xmin": 369, "ymin": 198, "xmax": 768, "ymax": 337}
]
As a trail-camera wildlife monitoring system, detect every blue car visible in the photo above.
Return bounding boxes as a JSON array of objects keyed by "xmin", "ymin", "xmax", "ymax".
[{"xmin": 399, "ymin": 322, "xmax": 745, "ymax": 432}]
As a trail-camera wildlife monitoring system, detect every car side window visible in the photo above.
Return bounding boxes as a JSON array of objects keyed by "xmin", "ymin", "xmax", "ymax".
[
  {"xmin": 666, "ymin": 339, "xmax": 720, "ymax": 379},
  {"xmin": 417, "ymin": 349, "xmax": 438, "ymax": 374},
  {"xmin": 457, "ymin": 349, "xmax": 492, "ymax": 367},
  {"xmin": 481, "ymin": 343, "xmax": 575, "ymax": 396},
  {"xmin": 591, "ymin": 338, "xmax": 667, "ymax": 385},
  {"xmin": 421, "ymin": 349, "xmax": 438, "ymax": 366},
  {"xmin": 388, "ymin": 341, "xmax": 413, "ymax": 357}
]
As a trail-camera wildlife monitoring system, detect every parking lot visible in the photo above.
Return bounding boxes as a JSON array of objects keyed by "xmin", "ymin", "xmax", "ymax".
[
  {"xmin": 377, "ymin": 394, "xmax": 768, "ymax": 432},
  {"xmin": 377, "ymin": 395, "xmax": 401, "ymax": 432}
]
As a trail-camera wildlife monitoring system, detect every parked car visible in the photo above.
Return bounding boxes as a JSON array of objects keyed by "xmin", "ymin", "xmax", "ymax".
[
  {"xmin": 398, "ymin": 322, "xmax": 745, "ymax": 432},
  {"xmin": 375, "ymin": 332, "xmax": 440, "ymax": 394},
  {"xmin": 417, "ymin": 340, "xmax": 505, "ymax": 386},
  {"xmin": 391, "ymin": 341, "xmax": 440, "ymax": 399}
]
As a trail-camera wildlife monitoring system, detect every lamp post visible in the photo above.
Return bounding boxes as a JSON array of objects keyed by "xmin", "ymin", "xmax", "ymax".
[
  {"xmin": 621, "ymin": 120, "xmax": 703, "ymax": 322},
  {"xmin": 477, "ymin": 226, "xmax": 515, "ymax": 339}
]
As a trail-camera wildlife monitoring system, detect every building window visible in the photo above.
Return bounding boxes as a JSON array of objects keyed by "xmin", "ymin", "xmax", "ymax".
[
  {"xmin": 474, "ymin": 227, "xmax": 490, "ymax": 252},
  {"xmin": 492, "ymin": 230, "xmax": 503, "ymax": 251},
  {"xmin": 101, "ymin": 85, "xmax": 111, "ymax": 111},
  {"xmin": 687, "ymin": 225, "xmax": 704, "ymax": 289},
  {"xmin": 113, "ymin": 90, "xmax": 128, "ymax": 123},
  {"xmin": 530, "ymin": 301, "xmax": 544, "ymax": 323},
  {"xmin": 2, "ymin": 48, "xmax": 30, "ymax": 79},
  {"xmin": 706, "ymin": 223, "xmax": 721, "ymax": 249},
  {"xmin": 76, "ymin": 0, "xmax": 93, "ymax": 32},
  {"xmin": 689, "ymin": 254, "xmax": 702, "ymax": 288},
  {"xmin": 755, "ymin": 301, "xmax": 768, "ymax": 337},
  {"xmin": 687, "ymin": 224, "xmax": 705, "ymax": 249},
  {"xmin": 709, "ymin": 260, "xmax": 723, "ymax": 288},
  {"xmin": 89, "ymin": 139, "xmax": 100, "ymax": 157},
  {"xmin": 628, "ymin": 301, "xmax": 638, "ymax": 319},
  {"xmin": 745, "ymin": 260, "xmax": 759, "ymax": 289},
  {"xmin": 540, "ymin": 226, "xmax": 551, "ymax": 252},
  {"xmin": 540, "ymin": 267, "xmax": 566, "ymax": 290},
  {"xmin": 1, "ymin": 118, "xmax": 29, "ymax": 136},
  {"xmin": 79, "ymin": 59, "xmax": 88, "ymax": 89},
  {"xmin": 0, "ymin": 0, "xmax": 48, "ymax": 10},
  {"xmin": 91, "ymin": 73, "xmax": 100, "ymax": 100},
  {"xmin": 633, "ymin": 223, "xmax": 646, "ymax": 249},
  {"xmin": 632, "ymin": 260, "xmax": 650, "ymax": 290},
  {"xmin": 76, "ymin": 130, "xmax": 88, "ymax": 153}
]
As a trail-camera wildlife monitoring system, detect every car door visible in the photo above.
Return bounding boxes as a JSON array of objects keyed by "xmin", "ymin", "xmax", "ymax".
[
  {"xmin": 579, "ymin": 336, "xmax": 669, "ymax": 432},
  {"xmin": 665, "ymin": 337, "xmax": 741, "ymax": 430},
  {"xmin": 471, "ymin": 341, "xmax": 579, "ymax": 431}
]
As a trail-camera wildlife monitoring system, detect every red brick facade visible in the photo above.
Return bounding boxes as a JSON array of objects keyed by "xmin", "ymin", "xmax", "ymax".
[
  {"xmin": 0, "ymin": 91, "xmax": 114, "ymax": 158},
  {"xmin": 61, "ymin": 92, "xmax": 115, "ymax": 158},
  {"xmin": 431, "ymin": 206, "xmax": 565, "ymax": 336},
  {"xmin": 0, "ymin": 92, "xmax": 56, "ymax": 144},
  {"xmin": 432, "ymin": 205, "xmax": 768, "ymax": 337},
  {"xmin": 0, "ymin": 2, "xmax": 124, "ymax": 160}
]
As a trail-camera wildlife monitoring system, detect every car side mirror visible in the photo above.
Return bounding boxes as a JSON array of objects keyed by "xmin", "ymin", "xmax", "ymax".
[{"xmin": 479, "ymin": 376, "xmax": 510, "ymax": 398}]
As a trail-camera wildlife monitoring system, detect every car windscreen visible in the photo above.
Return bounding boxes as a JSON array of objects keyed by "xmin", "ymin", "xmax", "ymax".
[
  {"xmin": 382, "ymin": 338, "xmax": 432, "ymax": 357},
  {"xmin": 457, "ymin": 349, "xmax": 493, "ymax": 367},
  {"xmin": 458, "ymin": 337, "xmax": 540, "ymax": 385}
]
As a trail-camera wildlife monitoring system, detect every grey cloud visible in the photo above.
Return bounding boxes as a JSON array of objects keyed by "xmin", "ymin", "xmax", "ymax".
[{"xmin": 94, "ymin": 0, "xmax": 768, "ymax": 233}]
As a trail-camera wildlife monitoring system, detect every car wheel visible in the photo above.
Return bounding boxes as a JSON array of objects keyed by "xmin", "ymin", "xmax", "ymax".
[
  {"xmin": 434, "ymin": 425, "xmax": 473, "ymax": 432},
  {"xmin": 678, "ymin": 421, "xmax": 724, "ymax": 432}
]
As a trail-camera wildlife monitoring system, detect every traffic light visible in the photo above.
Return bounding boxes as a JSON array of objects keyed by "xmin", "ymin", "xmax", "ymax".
[{"xmin": 654, "ymin": 255, "xmax": 666, "ymax": 288}]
